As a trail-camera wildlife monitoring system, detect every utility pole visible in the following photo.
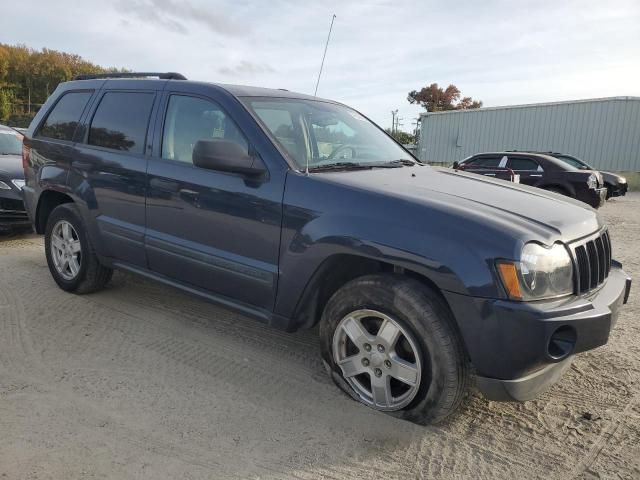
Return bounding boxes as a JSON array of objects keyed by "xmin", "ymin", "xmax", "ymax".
[
  {"xmin": 412, "ymin": 117, "xmax": 421, "ymax": 142},
  {"xmin": 314, "ymin": 14, "xmax": 337, "ymax": 97},
  {"xmin": 395, "ymin": 116, "xmax": 404, "ymax": 133},
  {"xmin": 391, "ymin": 109, "xmax": 398, "ymax": 133}
]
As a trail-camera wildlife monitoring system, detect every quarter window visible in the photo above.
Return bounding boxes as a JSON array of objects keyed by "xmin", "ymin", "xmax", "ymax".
[
  {"xmin": 38, "ymin": 91, "xmax": 93, "ymax": 141},
  {"xmin": 88, "ymin": 92, "xmax": 155, "ymax": 154},
  {"xmin": 161, "ymin": 95, "xmax": 248, "ymax": 164}
]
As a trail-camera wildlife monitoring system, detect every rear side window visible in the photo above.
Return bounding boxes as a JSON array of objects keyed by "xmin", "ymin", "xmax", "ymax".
[
  {"xmin": 38, "ymin": 91, "xmax": 93, "ymax": 141},
  {"xmin": 508, "ymin": 157, "xmax": 540, "ymax": 171},
  {"xmin": 88, "ymin": 92, "xmax": 155, "ymax": 154}
]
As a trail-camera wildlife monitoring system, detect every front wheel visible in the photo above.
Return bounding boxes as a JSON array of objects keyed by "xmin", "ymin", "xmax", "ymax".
[
  {"xmin": 320, "ymin": 274, "xmax": 469, "ymax": 425},
  {"xmin": 45, "ymin": 203, "xmax": 113, "ymax": 293}
]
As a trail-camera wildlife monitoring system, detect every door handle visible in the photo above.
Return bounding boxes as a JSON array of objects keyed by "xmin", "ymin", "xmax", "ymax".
[
  {"xmin": 529, "ymin": 174, "xmax": 543, "ymax": 177},
  {"xmin": 180, "ymin": 189, "xmax": 199, "ymax": 199},
  {"xmin": 483, "ymin": 173, "xmax": 496, "ymax": 176},
  {"xmin": 150, "ymin": 178, "xmax": 179, "ymax": 193},
  {"xmin": 72, "ymin": 160, "xmax": 94, "ymax": 171}
]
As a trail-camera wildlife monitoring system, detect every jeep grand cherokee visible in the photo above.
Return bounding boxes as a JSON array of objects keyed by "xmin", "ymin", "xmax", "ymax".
[{"xmin": 21, "ymin": 73, "xmax": 631, "ymax": 424}]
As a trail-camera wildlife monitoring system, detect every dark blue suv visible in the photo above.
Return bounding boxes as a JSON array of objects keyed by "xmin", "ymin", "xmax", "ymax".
[{"xmin": 22, "ymin": 73, "xmax": 631, "ymax": 424}]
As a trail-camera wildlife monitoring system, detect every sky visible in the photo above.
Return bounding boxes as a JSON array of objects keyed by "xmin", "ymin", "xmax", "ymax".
[{"xmin": 2, "ymin": 0, "xmax": 640, "ymax": 130}]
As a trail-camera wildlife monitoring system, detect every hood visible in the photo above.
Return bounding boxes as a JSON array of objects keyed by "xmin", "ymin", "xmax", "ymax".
[
  {"xmin": 0, "ymin": 154, "xmax": 24, "ymax": 180},
  {"xmin": 315, "ymin": 165, "xmax": 602, "ymax": 242}
]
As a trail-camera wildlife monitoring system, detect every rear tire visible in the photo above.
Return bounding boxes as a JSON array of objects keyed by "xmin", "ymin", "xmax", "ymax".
[
  {"xmin": 320, "ymin": 274, "xmax": 469, "ymax": 425},
  {"xmin": 45, "ymin": 203, "xmax": 113, "ymax": 293}
]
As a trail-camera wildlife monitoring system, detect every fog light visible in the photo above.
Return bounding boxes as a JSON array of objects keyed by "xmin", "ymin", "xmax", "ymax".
[{"xmin": 548, "ymin": 326, "xmax": 576, "ymax": 360}]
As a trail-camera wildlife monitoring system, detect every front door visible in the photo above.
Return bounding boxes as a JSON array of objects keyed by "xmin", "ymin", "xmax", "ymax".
[{"xmin": 145, "ymin": 93, "xmax": 284, "ymax": 311}]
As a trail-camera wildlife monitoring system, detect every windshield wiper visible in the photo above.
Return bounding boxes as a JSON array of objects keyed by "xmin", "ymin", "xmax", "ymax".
[
  {"xmin": 380, "ymin": 159, "xmax": 418, "ymax": 167},
  {"xmin": 307, "ymin": 162, "xmax": 374, "ymax": 172}
]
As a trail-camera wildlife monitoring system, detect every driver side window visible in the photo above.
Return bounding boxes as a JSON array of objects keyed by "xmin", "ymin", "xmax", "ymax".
[{"xmin": 162, "ymin": 95, "xmax": 248, "ymax": 164}]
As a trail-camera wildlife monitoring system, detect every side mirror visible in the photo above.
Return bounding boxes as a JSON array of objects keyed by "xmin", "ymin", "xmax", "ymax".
[
  {"xmin": 193, "ymin": 139, "xmax": 266, "ymax": 177},
  {"xmin": 452, "ymin": 161, "xmax": 460, "ymax": 169}
]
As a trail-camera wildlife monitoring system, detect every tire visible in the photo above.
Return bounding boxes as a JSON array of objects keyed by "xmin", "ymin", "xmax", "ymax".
[
  {"xmin": 44, "ymin": 203, "xmax": 113, "ymax": 294},
  {"xmin": 319, "ymin": 274, "xmax": 469, "ymax": 425}
]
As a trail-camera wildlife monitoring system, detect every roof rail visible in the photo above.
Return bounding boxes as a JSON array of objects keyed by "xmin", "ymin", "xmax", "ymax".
[{"xmin": 73, "ymin": 72, "xmax": 187, "ymax": 81}]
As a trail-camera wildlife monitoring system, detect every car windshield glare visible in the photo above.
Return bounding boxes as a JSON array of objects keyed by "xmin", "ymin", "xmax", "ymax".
[
  {"xmin": 0, "ymin": 131, "xmax": 23, "ymax": 155},
  {"xmin": 242, "ymin": 98, "xmax": 414, "ymax": 171}
]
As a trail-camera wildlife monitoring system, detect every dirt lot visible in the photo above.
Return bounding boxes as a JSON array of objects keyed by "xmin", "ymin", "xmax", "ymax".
[{"xmin": 1, "ymin": 194, "xmax": 638, "ymax": 480}]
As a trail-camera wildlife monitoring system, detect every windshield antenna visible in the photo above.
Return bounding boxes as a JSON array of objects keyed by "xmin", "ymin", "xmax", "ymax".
[{"xmin": 313, "ymin": 14, "xmax": 336, "ymax": 97}]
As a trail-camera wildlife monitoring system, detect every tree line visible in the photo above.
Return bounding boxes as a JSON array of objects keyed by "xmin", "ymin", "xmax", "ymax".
[{"xmin": 0, "ymin": 43, "xmax": 123, "ymax": 126}]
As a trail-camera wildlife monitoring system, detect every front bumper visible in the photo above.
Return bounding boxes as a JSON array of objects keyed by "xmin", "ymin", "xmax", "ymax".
[
  {"xmin": 584, "ymin": 187, "xmax": 607, "ymax": 208},
  {"xmin": 0, "ymin": 188, "xmax": 30, "ymax": 232},
  {"xmin": 609, "ymin": 182, "xmax": 628, "ymax": 198},
  {"xmin": 444, "ymin": 265, "xmax": 631, "ymax": 401}
]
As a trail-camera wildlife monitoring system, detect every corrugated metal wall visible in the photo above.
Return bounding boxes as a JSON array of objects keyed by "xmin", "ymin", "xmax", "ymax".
[{"xmin": 418, "ymin": 97, "xmax": 640, "ymax": 171}]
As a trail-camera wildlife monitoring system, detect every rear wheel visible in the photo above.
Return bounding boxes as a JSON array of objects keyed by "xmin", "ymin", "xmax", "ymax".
[
  {"xmin": 45, "ymin": 203, "xmax": 113, "ymax": 293},
  {"xmin": 320, "ymin": 274, "xmax": 469, "ymax": 424}
]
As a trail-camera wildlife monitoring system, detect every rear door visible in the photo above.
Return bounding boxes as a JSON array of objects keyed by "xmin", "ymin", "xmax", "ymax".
[
  {"xmin": 507, "ymin": 156, "xmax": 544, "ymax": 187},
  {"xmin": 72, "ymin": 84, "xmax": 159, "ymax": 266},
  {"xmin": 145, "ymin": 89, "xmax": 285, "ymax": 311}
]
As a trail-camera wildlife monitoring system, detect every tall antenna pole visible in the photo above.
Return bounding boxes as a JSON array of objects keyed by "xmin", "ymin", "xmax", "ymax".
[{"xmin": 313, "ymin": 14, "xmax": 336, "ymax": 97}]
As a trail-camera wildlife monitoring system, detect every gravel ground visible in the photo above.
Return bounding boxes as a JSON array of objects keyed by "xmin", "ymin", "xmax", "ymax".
[{"xmin": 0, "ymin": 194, "xmax": 638, "ymax": 480}]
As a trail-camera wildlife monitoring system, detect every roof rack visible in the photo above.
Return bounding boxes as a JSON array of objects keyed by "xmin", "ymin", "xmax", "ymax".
[{"xmin": 73, "ymin": 72, "xmax": 187, "ymax": 81}]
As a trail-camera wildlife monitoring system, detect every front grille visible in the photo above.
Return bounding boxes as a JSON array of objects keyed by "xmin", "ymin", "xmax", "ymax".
[{"xmin": 572, "ymin": 229, "xmax": 612, "ymax": 293}]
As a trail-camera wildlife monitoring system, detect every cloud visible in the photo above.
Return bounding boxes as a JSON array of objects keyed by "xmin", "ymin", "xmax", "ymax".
[
  {"xmin": 218, "ymin": 61, "xmax": 275, "ymax": 76},
  {"xmin": 118, "ymin": 0, "xmax": 243, "ymax": 36}
]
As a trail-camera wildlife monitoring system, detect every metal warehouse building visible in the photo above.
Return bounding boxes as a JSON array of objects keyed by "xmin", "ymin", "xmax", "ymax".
[{"xmin": 417, "ymin": 96, "xmax": 640, "ymax": 172}]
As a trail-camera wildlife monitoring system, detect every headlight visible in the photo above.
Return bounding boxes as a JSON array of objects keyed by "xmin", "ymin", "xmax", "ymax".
[
  {"xmin": 0, "ymin": 180, "xmax": 11, "ymax": 190},
  {"xmin": 497, "ymin": 242, "xmax": 574, "ymax": 301},
  {"xmin": 12, "ymin": 179, "xmax": 25, "ymax": 189},
  {"xmin": 619, "ymin": 177, "xmax": 627, "ymax": 184},
  {"xmin": 587, "ymin": 173, "xmax": 598, "ymax": 189}
]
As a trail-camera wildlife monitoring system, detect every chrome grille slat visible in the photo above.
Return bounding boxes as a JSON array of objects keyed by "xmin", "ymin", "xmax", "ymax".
[
  {"xmin": 595, "ymin": 236, "xmax": 606, "ymax": 284},
  {"xmin": 586, "ymin": 241, "xmax": 598, "ymax": 289},
  {"xmin": 572, "ymin": 229, "xmax": 612, "ymax": 294}
]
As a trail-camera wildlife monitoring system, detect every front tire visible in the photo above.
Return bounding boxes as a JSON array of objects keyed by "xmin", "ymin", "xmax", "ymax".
[
  {"xmin": 45, "ymin": 203, "xmax": 113, "ymax": 293},
  {"xmin": 320, "ymin": 274, "xmax": 469, "ymax": 425}
]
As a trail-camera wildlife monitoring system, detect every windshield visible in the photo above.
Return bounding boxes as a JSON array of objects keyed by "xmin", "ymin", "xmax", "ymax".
[
  {"xmin": 242, "ymin": 98, "xmax": 415, "ymax": 171},
  {"xmin": 555, "ymin": 154, "xmax": 590, "ymax": 170},
  {"xmin": 0, "ymin": 131, "xmax": 23, "ymax": 155}
]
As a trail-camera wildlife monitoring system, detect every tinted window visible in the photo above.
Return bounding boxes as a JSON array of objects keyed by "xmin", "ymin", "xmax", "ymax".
[
  {"xmin": 509, "ymin": 157, "xmax": 540, "ymax": 171},
  {"xmin": 556, "ymin": 155, "xmax": 588, "ymax": 169},
  {"xmin": 38, "ymin": 91, "xmax": 92, "ymax": 141},
  {"xmin": 469, "ymin": 156, "xmax": 501, "ymax": 167},
  {"xmin": 88, "ymin": 92, "xmax": 155, "ymax": 154},
  {"xmin": 162, "ymin": 95, "xmax": 248, "ymax": 164}
]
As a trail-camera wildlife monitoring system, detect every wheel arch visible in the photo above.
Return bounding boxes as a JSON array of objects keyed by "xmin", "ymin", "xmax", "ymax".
[
  {"xmin": 290, "ymin": 253, "xmax": 459, "ymax": 335},
  {"xmin": 35, "ymin": 190, "xmax": 75, "ymax": 234}
]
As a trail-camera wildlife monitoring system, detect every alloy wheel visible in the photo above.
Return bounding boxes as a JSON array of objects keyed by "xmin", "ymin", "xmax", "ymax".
[
  {"xmin": 332, "ymin": 309, "xmax": 423, "ymax": 411},
  {"xmin": 50, "ymin": 220, "xmax": 82, "ymax": 281}
]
